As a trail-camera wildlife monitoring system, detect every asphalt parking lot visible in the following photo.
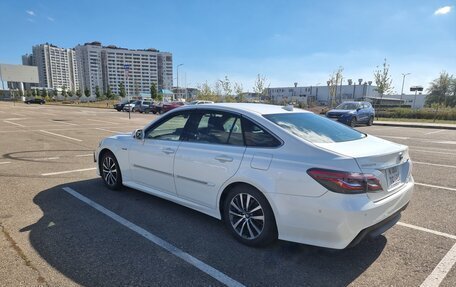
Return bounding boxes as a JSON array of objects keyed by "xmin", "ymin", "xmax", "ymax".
[{"xmin": 1, "ymin": 101, "xmax": 455, "ymax": 287}]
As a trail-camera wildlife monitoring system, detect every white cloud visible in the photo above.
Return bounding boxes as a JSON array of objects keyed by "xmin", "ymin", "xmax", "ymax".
[
  {"xmin": 434, "ymin": 6, "xmax": 452, "ymax": 15},
  {"xmin": 47, "ymin": 17, "xmax": 55, "ymax": 22},
  {"xmin": 26, "ymin": 10, "xmax": 35, "ymax": 16},
  {"xmin": 27, "ymin": 18, "xmax": 35, "ymax": 23}
]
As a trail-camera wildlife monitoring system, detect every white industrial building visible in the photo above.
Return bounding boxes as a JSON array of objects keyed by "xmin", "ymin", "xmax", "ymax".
[
  {"xmin": 267, "ymin": 81, "xmax": 379, "ymax": 105},
  {"xmin": 22, "ymin": 44, "xmax": 79, "ymax": 91},
  {"xmin": 75, "ymin": 42, "xmax": 173, "ymax": 97}
]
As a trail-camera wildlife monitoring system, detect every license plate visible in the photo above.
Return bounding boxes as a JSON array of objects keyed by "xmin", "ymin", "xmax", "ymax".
[{"xmin": 386, "ymin": 166, "xmax": 401, "ymax": 189}]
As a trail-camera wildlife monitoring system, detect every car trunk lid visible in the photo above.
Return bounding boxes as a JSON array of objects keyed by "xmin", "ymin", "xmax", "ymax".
[{"xmin": 313, "ymin": 135, "xmax": 411, "ymax": 201}]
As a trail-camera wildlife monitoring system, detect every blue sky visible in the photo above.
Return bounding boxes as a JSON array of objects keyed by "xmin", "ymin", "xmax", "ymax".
[{"xmin": 1, "ymin": 0, "xmax": 455, "ymax": 92}]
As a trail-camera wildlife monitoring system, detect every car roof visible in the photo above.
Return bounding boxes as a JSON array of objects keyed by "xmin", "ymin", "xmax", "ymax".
[{"xmin": 179, "ymin": 103, "xmax": 311, "ymax": 116}]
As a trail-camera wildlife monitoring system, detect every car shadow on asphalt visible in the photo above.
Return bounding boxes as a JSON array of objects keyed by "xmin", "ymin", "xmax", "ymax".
[{"xmin": 22, "ymin": 179, "xmax": 387, "ymax": 287}]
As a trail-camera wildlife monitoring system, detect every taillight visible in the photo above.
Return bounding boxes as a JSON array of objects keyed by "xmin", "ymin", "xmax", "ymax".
[{"xmin": 307, "ymin": 168, "xmax": 382, "ymax": 194}]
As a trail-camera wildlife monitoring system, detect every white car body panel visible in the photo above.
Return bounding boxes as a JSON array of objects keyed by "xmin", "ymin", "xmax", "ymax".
[{"xmin": 96, "ymin": 103, "xmax": 414, "ymax": 249}]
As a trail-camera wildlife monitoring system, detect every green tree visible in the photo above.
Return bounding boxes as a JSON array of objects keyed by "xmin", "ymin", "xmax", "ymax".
[
  {"xmin": 219, "ymin": 76, "xmax": 233, "ymax": 99},
  {"xmin": 234, "ymin": 82, "xmax": 244, "ymax": 102},
  {"xmin": 105, "ymin": 85, "xmax": 113, "ymax": 99},
  {"xmin": 61, "ymin": 86, "xmax": 67, "ymax": 100},
  {"xmin": 425, "ymin": 72, "xmax": 455, "ymax": 107},
  {"xmin": 84, "ymin": 87, "xmax": 90, "ymax": 98},
  {"xmin": 150, "ymin": 83, "xmax": 158, "ymax": 101},
  {"xmin": 118, "ymin": 82, "xmax": 126, "ymax": 98},
  {"xmin": 373, "ymin": 58, "xmax": 394, "ymax": 96},
  {"xmin": 32, "ymin": 89, "xmax": 38, "ymax": 97},
  {"xmin": 196, "ymin": 82, "xmax": 218, "ymax": 102},
  {"xmin": 40, "ymin": 89, "xmax": 47, "ymax": 98},
  {"xmin": 327, "ymin": 67, "xmax": 344, "ymax": 108},
  {"xmin": 67, "ymin": 89, "xmax": 74, "ymax": 99},
  {"xmin": 253, "ymin": 74, "xmax": 268, "ymax": 102},
  {"xmin": 95, "ymin": 86, "xmax": 101, "ymax": 100},
  {"xmin": 76, "ymin": 89, "xmax": 82, "ymax": 99},
  {"xmin": 53, "ymin": 88, "xmax": 59, "ymax": 99}
]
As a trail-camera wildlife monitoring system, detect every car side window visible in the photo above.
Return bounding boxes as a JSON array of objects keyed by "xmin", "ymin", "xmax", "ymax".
[
  {"xmin": 242, "ymin": 118, "xmax": 281, "ymax": 148},
  {"xmin": 188, "ymin": 112, "xmax": 244, "ymax": 146},
  {"xmin": 145, "ymin": 112, "xmax": 189, "ymax": 141}
]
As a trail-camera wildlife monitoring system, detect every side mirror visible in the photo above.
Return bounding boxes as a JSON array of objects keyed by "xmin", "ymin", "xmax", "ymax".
[
  {"xmin": 356, "ymin": 107, "xmax": 361, "ymax": 111},
  {"xmin": 133, "ymin": 129, "xmax": 144, "ymax": 140}
]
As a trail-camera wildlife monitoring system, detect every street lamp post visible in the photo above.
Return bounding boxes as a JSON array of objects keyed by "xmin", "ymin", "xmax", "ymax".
[
  {"xmin": 400, "ymin": 73, "xmax": 411, "ymax": 106},
  {"xmin": 176, "ymin": 64, "xmax": 183, "ymax": 101}
]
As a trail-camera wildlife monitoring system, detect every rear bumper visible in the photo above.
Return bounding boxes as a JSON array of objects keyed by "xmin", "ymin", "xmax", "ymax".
[{"xmin": 268, "ymin": 179, "xmax": 414, "ymax": 249}]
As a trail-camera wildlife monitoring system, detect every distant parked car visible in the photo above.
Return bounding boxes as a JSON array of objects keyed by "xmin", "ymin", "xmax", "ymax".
[
  {"xmin": 114, "ymin": 100, "xmax": 135, "ymax": 111},
  {"xmin": 326, "ymin": 101, "xmax": 375, "ymax": 127},
  {"xmin": 150, "ymin": 102, "xmax": 163, "ymax": 114},
  {"xmin": 137, "ymin": 100, "xmax": 152, "ymax": 113},
  {"xmin": 188, "ymin": 100, "xmax": 214, "ymax": 105},
  {"xmin": 123, "ymin": 100, "xmax": 141, "ymax": 112},
  {"xmin": 161, "ymin": 101, "xmax": 186, "ymax": 113},
  {"xmin": 24, "ymin": 98, "xmax": 45, "ymax": 105}
]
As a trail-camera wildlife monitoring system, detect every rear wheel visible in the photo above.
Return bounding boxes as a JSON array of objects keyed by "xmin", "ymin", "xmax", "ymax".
[
  {"xmin": 101, "ymin": 151, "xmax": 122, "ymax": 190},
  {"xmin": 367, "ymin": 116, "xmax": 374, "ymax": 126},
  {"xmin": 223, "ymin": 185, "xmax": 277, "ymax": 247}
]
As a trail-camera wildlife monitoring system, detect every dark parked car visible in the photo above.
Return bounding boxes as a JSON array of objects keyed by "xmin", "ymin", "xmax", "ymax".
[
  {"xmin": 150, "ymin": 102, "xmax": 163, "ymax": 114},
  {"xmin": 114, "ymin": 100, "xmax": 135, "ymax": 111},
  {"xmin": 161, "ymin": 101, "xmax": 186, "ymax": 113},
  {"xmin": 326, "ymin": 101, "xmax": 375, "ymax": 127},
  {"xmin": 24, "ymin": 98, "xmax": 45, "ymax": 105}
]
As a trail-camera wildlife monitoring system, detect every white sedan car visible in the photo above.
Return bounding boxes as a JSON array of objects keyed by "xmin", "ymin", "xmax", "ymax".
[{"xmin": 95, "ymin": 103, "xmax": 413, "ymax": 249}]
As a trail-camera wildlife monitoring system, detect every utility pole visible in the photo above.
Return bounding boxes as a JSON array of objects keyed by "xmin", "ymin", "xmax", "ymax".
[
  {"xmin": 400, "ymin": 73, "xmax": 411, "ymax": 106},
  {"xmin": 176, "ymin": 63, "xmax": 183, "ymax": 101}
]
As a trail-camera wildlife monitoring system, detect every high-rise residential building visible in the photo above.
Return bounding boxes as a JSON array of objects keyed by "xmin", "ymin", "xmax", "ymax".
[
  {"xmin": 75, "ymin": 42, "xmax": 173, "ymax": 97},
  {"xmin": 22, "ymin": 44, "xmax": 79, "ymax": 91}
]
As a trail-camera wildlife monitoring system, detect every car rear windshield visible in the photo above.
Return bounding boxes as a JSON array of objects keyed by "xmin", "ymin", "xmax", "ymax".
[{"xmin": 264, "ymin": 113, "xmax": 366, "ymax": 143}]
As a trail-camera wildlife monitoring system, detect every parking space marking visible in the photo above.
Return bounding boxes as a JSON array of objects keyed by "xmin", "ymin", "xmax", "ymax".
[
  {"xmin": 378, "ymin": 135, "xmax": 410, "ymax": 140},
  {"xmin": 421, "ymin": 243, "xmax": 456, "ymax": 287},
  {"xmin": 415, "ymin": 182, "xmax": 456, "ymax": 192},
  {"xmin": 96, "ymin": 128, "xmax": 125, "ymax": 134},
  {"xmin": 75, "ymin": 154, "xmax": 93, "ymax": 157},
  {"xmin": 87, "ymin": 119, "xmax": 118, "ymax": 124},
  {"xmin": 41, "ymin": 167, "xmax": 96, "ymax": 176},
  {"xmin": 39, "ymin": 130, "xmax": 83, "ymax": 142},
  {"xmin": 414, "ymin": 161, "xmax": 456, "ymax": 169},
  {"xmin": 431, "ymin": 140, "xmax": 456, "ymax": 145},
  {"xmin": 3, "ymin": 120, "xmax": 25, "ymax": 127},
  {"xmin": 424, "ymin": 129, "xmax": 445, "ymax": 135},
  {"xmin": 0, "ymin": 161, "xmax": 11, "ymax": 165},
  {"xmin": 62, "ymin": 187, "xmax": 245, "ymax": 287},
  {"xmin": 411, "ymin": 149, "xmax": 455, "ymax": 155},
  {"xmin": 51, "ymin": 120, "xmax": 79, "ymax": 126},
  {"xmin": 398, "ymin": 222, "xmax": 456, "ymax": 240}
]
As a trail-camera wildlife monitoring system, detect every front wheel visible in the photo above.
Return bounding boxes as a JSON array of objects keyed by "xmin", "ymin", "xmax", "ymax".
[
  {"xmin": 101, "ymin": 151, "xmax": 122, "ymax": 190},
  {"xmin": 367, "ymin": 116, "xmax": 374, "ymax": 126},
  {"xmin": 223, "ymin": 186, "xmax": 277, "ymax": 247},
  {"xmin": 350, "ymin": 117, "xmax": 357, "ymax": 127}
]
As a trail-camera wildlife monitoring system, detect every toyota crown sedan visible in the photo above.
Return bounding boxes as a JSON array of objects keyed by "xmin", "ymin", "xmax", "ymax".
[{"xmin": 95, "ymin": 103, "xmax": 413, "ymax": 249}]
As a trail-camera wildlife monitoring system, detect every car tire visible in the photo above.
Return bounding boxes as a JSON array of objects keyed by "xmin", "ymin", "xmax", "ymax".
[
  {"xmin": 100, "ymin": 151, "xmax": 123, "ymax": 190},
  {"xmin": 223, "ymin": 185, "xmax": 278, "ymax": 247},
  {"xmin": 367, "ymin": 116, "xmax": 374, "ymax": 126},
  {"xmin": 350, "ymin": 117, "xmax": 357, "ymax": 127}
]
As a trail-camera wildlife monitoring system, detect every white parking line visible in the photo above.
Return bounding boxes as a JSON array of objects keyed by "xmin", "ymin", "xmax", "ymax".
[
  {"xmin": 0, "ymin": 161, "xmax": 11, "ymax": 165},
  {"xmin": 378, "ymin": 135, "xmax": 410, "ymax": 140},
  {"xmin": 431, "ymin": 140, "xmax": 456, "ymax": 145},
  {"xmin": 3, "ymin": 120, "xmax": 26, "ymax": 127},
  {"xmin": 420, "ymin": 243, "xmax": 456, "ymax": 287},
  {"xmin": 51, "ymin": 120, "xmax": 79, "ymax": 126},
  {"xmin": 414, "ymin": 162, "xmax": 456, "ymax": 169},
  {"xmin": 39, "ymin": 130, "xmax": 82, "ymax": 142},
  {"xmin": 398, "ymin": 222, "xmax": 456, "ymax": 240},
  {"xmin": 424, "ymin": 129, "xmax": 445, "ymax": 135},
  {"xmin": 95, "ymin": 128, "xmax": 125, "ymax": 134},
  {"xmin": 87, "ymin": 119, "xmax": 117, "ymax": 124},
  {"xmin": 75, "ymin": 154, "xmax": 93, "ymax": 157},
  {"xmin": 415, "ymin": 182, "xmax": 456, "ymax": 192},
  {"xmin": 62, "ymin": 187, "xmax": 245, "ymax": 287},
  {"xmin": 41, "ymin": 167, "xmax": 96, "ymax": 176},
  {"xmin": 411, "ymin": 150, "xmax": 455, "ymax": 156}
]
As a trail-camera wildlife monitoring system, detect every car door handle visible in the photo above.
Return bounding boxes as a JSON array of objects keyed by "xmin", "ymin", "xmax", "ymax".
[
  {"xmin": 215, "ymin": 155, "xmax": 233, "ymax": 163},
  {"xmin": 162, "ymin": 148, "xmax": 175, "ymax": 155}
]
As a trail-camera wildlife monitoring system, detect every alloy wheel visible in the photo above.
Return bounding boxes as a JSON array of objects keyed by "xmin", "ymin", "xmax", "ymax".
[
  {"xmin": 102, "ymin": 156, "xmax": 118, "ymax": 186},
  {"xmin": 229, "ymin": 193, "xmax": 265, "ymax": 240}
]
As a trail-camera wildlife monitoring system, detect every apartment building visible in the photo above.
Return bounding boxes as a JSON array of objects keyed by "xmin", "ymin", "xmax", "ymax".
[
  {"xmin": 75, "ymin": 42, "xmax": 173, "ymax": 97},
  {"xmin": 22, "ymin": 44, "xmax": 79, "ymax": 91}
]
